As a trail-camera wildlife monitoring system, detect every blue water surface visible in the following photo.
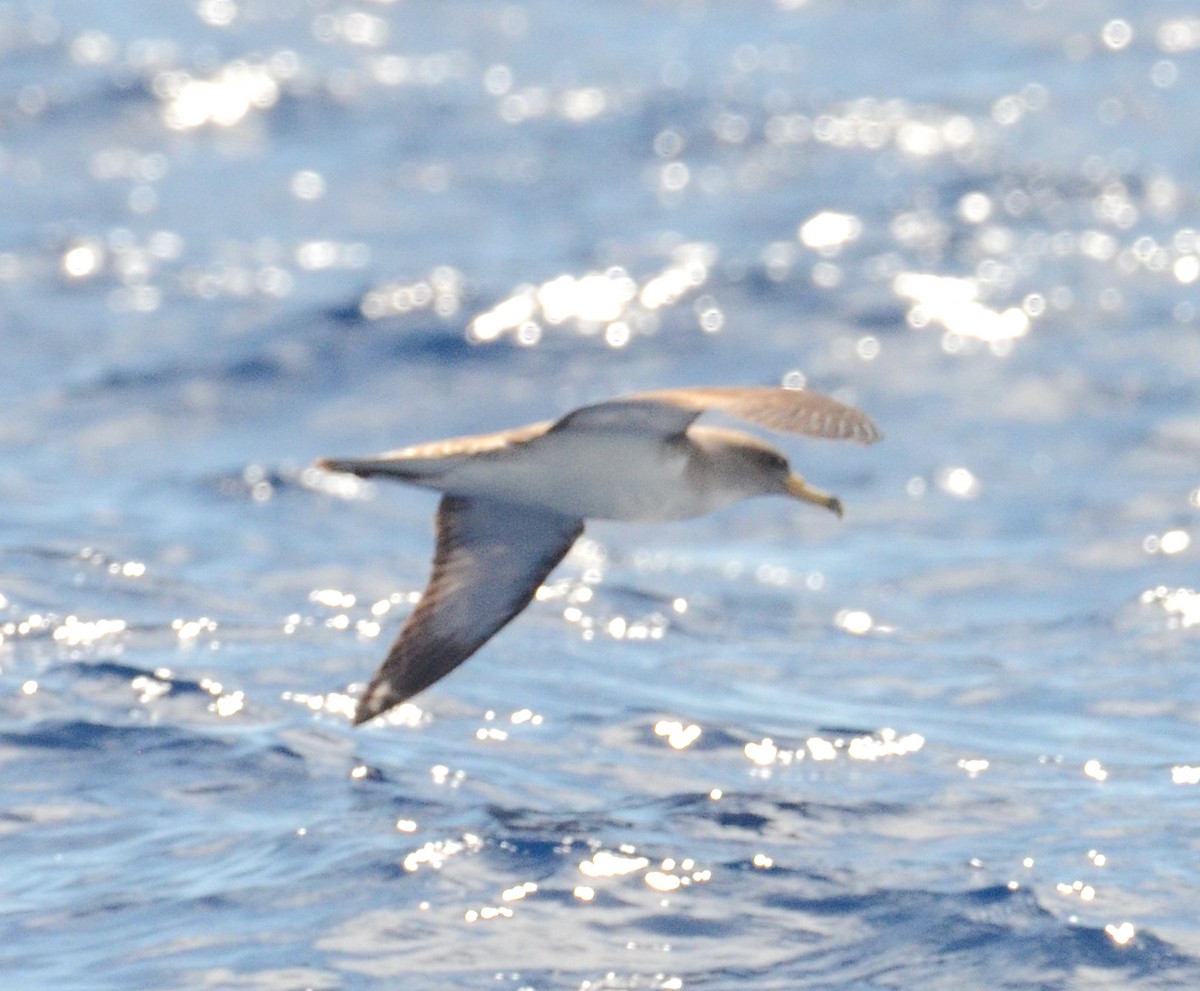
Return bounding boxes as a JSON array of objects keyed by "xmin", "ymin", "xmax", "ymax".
[{"xmin": 2, "ymin": 1, "xmax": 1199, "ymax": 988}]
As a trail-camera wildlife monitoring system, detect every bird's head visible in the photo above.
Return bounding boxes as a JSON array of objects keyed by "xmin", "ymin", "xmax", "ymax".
[{"xmin": 702, "ymin": 430, "xmax": 844, "ymax": 518}]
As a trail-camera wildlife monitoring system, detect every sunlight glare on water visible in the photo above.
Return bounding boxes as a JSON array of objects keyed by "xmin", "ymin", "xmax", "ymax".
[
  {"xmin": 468, "ymin": 244, "xmax": 716, "ymax": 346},
  {"xmin": 158, "ymin": 61, "xmax": 282, "ymax": 130},
  {"xmin": 4, "ymin": 0, "xmax": 1200, "ymax": 987}
]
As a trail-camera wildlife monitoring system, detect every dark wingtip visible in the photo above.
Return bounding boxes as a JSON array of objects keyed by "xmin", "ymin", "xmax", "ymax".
[
  {"xmin": 851, "ymin": 417, "xmax": 883, "ymax": 446},
  {"xmin": 351, "ymin": 676, "xmax": 407, "ymax": 727},
  {"xmin": 828, "ymin": 496, "xmax": 845, "ymax": 519},
  {"xmin": 318, "ymin": 457, "xmax": 378, "ymax": 480},
  {"xmin": 351, "ymin": 695, "xmax": 384, "ymax": 727}
]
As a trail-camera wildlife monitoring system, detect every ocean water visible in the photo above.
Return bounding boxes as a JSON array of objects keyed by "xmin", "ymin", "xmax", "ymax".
[{"xmin": 2, "ymin": 1, "xmax": 1199, "ymax": 988}]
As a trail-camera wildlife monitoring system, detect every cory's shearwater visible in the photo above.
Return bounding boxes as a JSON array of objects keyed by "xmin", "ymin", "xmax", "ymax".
[{"xmin": 318, "ymin": 385, "xmax": 880, "ymax": 724}]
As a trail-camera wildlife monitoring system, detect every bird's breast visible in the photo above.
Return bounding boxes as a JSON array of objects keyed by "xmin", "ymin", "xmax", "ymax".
[{"xmin": 438, "ymin": 432, "xmax": 719, "ymax": 522}]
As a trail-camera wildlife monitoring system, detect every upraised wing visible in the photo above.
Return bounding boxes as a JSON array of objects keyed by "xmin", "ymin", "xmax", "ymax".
[
  {"xmin": 550, "ymin": 386, "xmax": 881, "ymax": 444},
  {"xmin": 354, "ymin": 495, "xmax": 583, "ymax": 724}
]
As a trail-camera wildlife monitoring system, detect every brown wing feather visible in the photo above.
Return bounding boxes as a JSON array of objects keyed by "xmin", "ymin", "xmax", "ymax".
[
  {"xmin": 552, "ymin": 386, "xmax": 881, "ymax": 444},
  {"xmin": 636, "ymin": 386, "xmax": 882, "ymax": 443},
  {"xmin": 354, "ymin": 495, "xmax": 583, "ymax": 724}
]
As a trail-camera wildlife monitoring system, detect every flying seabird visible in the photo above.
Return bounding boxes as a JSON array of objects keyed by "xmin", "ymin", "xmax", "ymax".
[{"xmin": 318, "ymin": 385, "xmax": 881, "ymax": 724}]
